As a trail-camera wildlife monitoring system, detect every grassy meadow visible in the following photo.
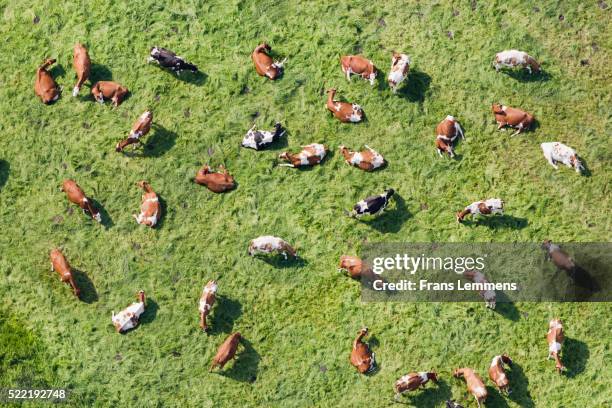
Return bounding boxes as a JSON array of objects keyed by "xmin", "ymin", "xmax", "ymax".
[{"xmin": 0, "ymin": 0, "xmax": 610, "ymax": 406}]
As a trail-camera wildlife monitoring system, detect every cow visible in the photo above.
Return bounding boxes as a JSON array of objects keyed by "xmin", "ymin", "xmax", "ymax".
[
  {"xmin": 49, "ymin": 248, "xmax": 80, "ymax": 298},
  {"xmin": 194, "ymin": 164, "xmax": 235, "ymax": 193},
  {"xmin": 112, "ymin": 291, "xmax": 146, "ymax": 333},
  {"xmin": 453, "ymin": 368, "xmax": 488, "ymax": 408},
  {"xmin": 542, "ymin": 240, "xmax": 575, "ymax": 272},
  {"xmin": 394, "ymin": 371, "xmax": 438, "ymax": 401},
  {"xmin": 338, "ymin": 255, "xmax": 365, "ymax": 279},
  {"xmin": 61, "ymin": 179, "xmax": 101, "ymax": 223},
  {"xmin": 456, "ymin": 199, "xmax": 504, "ymax": 223},
  {"xmin": 547, "ymin": 318, "xmax": 566, "ymax": 373},
  {"xmin": 339, "ymin": 145, "xmax": 385, "ymax": 171},
  {"xmin": 115, "ymin": 110, "xmax": 153, "ymax": 152},
  {"xmin": 210, "ymin": 332, "xmax": 241, "ymax": 371},
  {"xmin": 492, "ymin": 104, "xmax": 535, "ymax": 136},
  {"xmin": 72, "ymin": 43, "xmax": 91, "ymax": 97},
  {"xmin": 348, "ymin": 189, "xmax": 395, "ymax": 218},
  {"xmin": 148, "ymin": 46, "xmax": 198, "ymax": 74},
  {"xmin": 494, "ymin": 50, "xmax": 541, "ymax": 74},
  {"xmin": 199, "ymin": 280, "xmax": 217, "ymax": 332},
  {"xmin": 91, "ymin": 81, "xmax": 128, "ymax": 107},
  {"xmin": 252, "ymin": 43, "xmax": 285, "ymax": 80},
  {"xmin": 540, "ymin": 142, "xmax": 585, "ymax": 174},
  {"xmin": 133, "ymin": 181, "xmax": 160, "ymax": 227},
  {"xmin": 463, "ymin": 270, "xmax": 496, "ymax": 309},
  {"xmin": 278, "ymin": 144, "xmax": 328, "ymax": 168},
  {"xmin": 350, "ymin": 328, "xmax": 376, "ymax": 374},
  {"xmin": 340, "ymin": 55, "xmax": 377, "ymax": 85},
  {"xmin": 326, "ymin": 89, "xmax": 364, "ymax": 123},
  {"xmin": 248, "ymin": 236, "xmax": 296, "ymax": 259},
  {"xmin": 241, "ymin": 122, "xmax": 285, "ymax": 150},
  {"xmin": 34, "ymin": 58, "xmax": 60, "ymax": 104},
  {"xmin": 435, "ymin": 115, "xmax": 464, "ymax": 158},
  {"xmin": 388, "ymin": 52, "xmax": 410, "ymax": 93},
  {"xmin": 489, "ymin": 354, "xmax": 513, "ymax": 394}
]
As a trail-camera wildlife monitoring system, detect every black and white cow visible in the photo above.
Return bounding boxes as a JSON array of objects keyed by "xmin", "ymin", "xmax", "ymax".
[
  {"xmin": 241, "ymin": 122, "xmax": 285, "ymax": 150},
  {"xmin": 149, "ymin": 47, "xmax": 198, "ymax": 74},
  {"xmin": 348, "ymin": 189, "xmax": 395, "ymax": 217}
]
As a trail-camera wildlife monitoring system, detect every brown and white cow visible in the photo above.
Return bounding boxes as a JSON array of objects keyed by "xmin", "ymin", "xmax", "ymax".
[
  {"xmin": 248, "ymin": 236, "xmax": 296, "ymax": 259},
  {"xmin": 199, "ymin": 280, "xmax": 217, "ymax": 332},
  {"xmin": 339, "ymin": 145, "xmax": 385, "ymax": 171},
  {"xmin": 492, "ymin": 104, "xmax": 534, "ymax": 136},
  {"xmin": 453, "ymin": 368, "xmax": 488, "ymax": 408},
  {"xmin": 34, "ymin": 58, "xmax": 60, "ymax": 104},
  {"xmin": 394, "ymin": 371, "xmax": 438, "ymax": 400},
  {"xmin": 456, "ymin": 199, "xmax": 504, "ymax": 223},
  {"xmin": 112, "ymin": 291, "xmax": 146, "ymax": 333},
  {"xmin": 494, "ymin": 50, "xmax": 541, "ymax": 74},
  {"xmin": 542, "ymin": 240, "xmax": 575, "ymax": 272},
  {"xmin": 338, "ymin": 255, "xmax": 364, "ymax": 279},
  {"xmin": 49, "ymin": 248, "xmax": 80, "ymax": 298},
  {"xmin": 340, "ymin": 55, "xmax": 377, "ymax": 85},
  {"xmin": 279, "ymin": 144, "xmax": 328, "ymax": 168},
  {"xmin": 252, "ymin": 43, "xmax": 285, "ymax": 80},
  {"xmin": 388, "ymin": 52, "xmax": 410, "ymax": 93},
  {"xmin": 133, "ymin": 181, "xmax": 160, "ymax": 227},
  {"xmin": 547, "ymin": 318, "xmax": 566, "ymax": 373},
  {"xmin": 326, "ymin": 89, "xmax": 364, "ymax": 123},
  {"xmin": 463, "ymin": 270, "xmax": 496, "ymax": 309},
  {"xmin": 435, "ymin": 115, "xmax": 464, "ymax": 158},
  {"xmin": 61, "ymin": 179, "xmax": 101, "ymax": 223},
  {"xmin": 72, "ymin": 43, "xmax": 91, "ymax": 97},
  {"xmin": 194, "ymin": 164, "xmax": 236, "ymax": 193},
  {"xmin": 210, "ymin": 332, "xmax": 241, "ymax": 371},
  {"xmin": 350, "ymin": 327, "xmax": 376, "ymax": 374},
  {"xmin": 116, "ymin": 110, "xmax": 153, "ymax": 152},
  {"xmin": 540, "ymin": 142, "xmax": 585, "ymax": 174},
  {"xmin": 489, "ymin": 354, "xmax": 513, "ymax": 394},
  {"xmin": 91, "ymin": 81, "xmax": 128, "ymax": 107}
]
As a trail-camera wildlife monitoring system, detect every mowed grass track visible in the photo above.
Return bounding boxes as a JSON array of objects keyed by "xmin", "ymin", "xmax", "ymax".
[{"xmin": 0, "ymin": 0, "xmax": 610, "ymax": 406}]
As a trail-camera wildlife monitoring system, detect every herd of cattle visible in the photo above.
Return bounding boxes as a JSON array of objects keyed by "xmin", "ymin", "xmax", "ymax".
[{"xmin": 32, "ymin": 42, "xmax": 579, "ymax": 406}]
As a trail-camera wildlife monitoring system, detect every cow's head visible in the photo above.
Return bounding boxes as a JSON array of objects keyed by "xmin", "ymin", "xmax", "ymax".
[
  {"xmin": 428, "ymin": 371, "xmax": 439, "ymax": 383},
  {"xmin": 492, "ymin": 103, "xmax": 504, "ymax": 114},
  {"xmin": 278, "ymin": 152, "xmax": 290, "ymax": 161},
  {"xmin": 571, "ymin": 155, "xmax": 585, "ymax": 174}
]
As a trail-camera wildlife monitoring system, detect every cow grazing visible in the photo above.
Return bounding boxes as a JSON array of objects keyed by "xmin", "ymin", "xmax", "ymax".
[
  {"xmin": 453, "ymin": 368, "xmax": 488, "ymax": 408},
  {"xmin": 194, "ymin": 164, "xmax": 235, "ymax": 193},
  {"xmin": 210, "ymin": 332, "xmax": 241, "ymax": 371},
  {"xmin": 388, "ymin": 52, "xmax": 410, "ymax": 93},
  {"xmin": 252, "ymin": 43, "xmax": 285, "ymax": 80},
  {"xmin": 494, "ymin": 50, "xmax": 541, "ymax": 74},
  {"xmin": 133, "ymin": 181, "xmax": 160, "ymax": 227},
  {"xmin": 199, "ymin": 280, "xmax": 217, "ymax": 332},
  {"xmin": 61, "ymin": 179, "xmax": 101, "ymax": 223},
  {"xmin": 547, "ymin": 318, "xmax": 566, "ymax": 373},
  {"xmin": 116, "ymin": 110, "xmax": 153, "ymax": 152},
  {"xmin": 326, "ymin": 89, "xmax": 364, "ymax": 123},
  {"xmin": 340, "ymin": 55, "xmax": 377, "ymax": 85},
  {"xmin": 112, "ymin": 291, "xmax": 146, "ymax": 333},
  {"xmin": 248, "ymin": 236, "xmax": 296, "ymax": 259},
  {"xmin": 541, "ymin": 142, "xmax": 584, "ymax": 174},
  {"xmin": 463, "ymin": 270, "xmax": 496, "ymax": 309},
  {"xmin": 456, "ymin": 198, "xmax": 504, "ymax": 223},
  {"xmin": 241, "ymin": 122, "xmax": 285, "ymax": 150},
  {"xmin": 348, "ymin": 189, "xmax": 395, "ymax": 218},
  {"xmin": 492, "ymin": 104, "xmax": 534, "ymax": 136},
  {"xmin": 34, "ymin": 58, "xmax": 60, "ymax": 104},
  {"xmin": 279, "ymin": 144, "xmax": 328, "ymax": 168},
  {"xmin": 72, "ymin": 43, "xmax": 91, "ymax": 96},
  {"xmin": 49, "ymin": 248, "xmax": 80, "ymax": 298},
  {"xmin": 91, "ymin": 81, "xmax": 128, "ymax": 107},
  {"xmin": 435, "ymin": 115, "xmax": 464, "ymax": 158},
  {"xmin": 542, "ymin": 240, "xmax": 575, "ymax": 272},
  {"xmin": 339, "ymin": 145, "xmax": 385, "ymax": 171},
  {"xmin": 489, "ymin": 354, "xmax": 513, "ymax": 394},
  {"xmin": 149, "ymin": 46, "xmax": 198, "ymax": 74},
  {"xmin": 350, "ymin": 328, "xmax": 376, "ymax": 374},
  {"xmin": 394, "ymin": 371, "xmax": 438, "ymax": 400}
]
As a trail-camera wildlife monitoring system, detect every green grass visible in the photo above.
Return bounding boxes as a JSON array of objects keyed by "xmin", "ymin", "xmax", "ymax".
[{"xmin": 0, "ymin": 0, "xmax": 611, "ymax": 406}]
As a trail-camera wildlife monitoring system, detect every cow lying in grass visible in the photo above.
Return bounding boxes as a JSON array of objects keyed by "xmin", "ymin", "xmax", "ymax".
[
  {"xmin": 492, "ymin": 104, "xmax": 534, "ymax": 136},
  {"xmin": 339, "ymin": 145, "xmax": 385, "ymax": 171},
  {"xmin": 456, "ymin": 199, "xmax": 504, "ymax": 223},
  {"xmin": 50, "ymin": 248, "xmax": 80, "ymax": 298},
  {"xmin": 116, "ymin": 110, "xmax": 153, "ymax": 152},
  {"xmin": 248, "ymin": 236, "xmax": 296, "ymax": 259},
  {"xmin": 199, "ymin": 280, "xmax": 217, "ymax": 332},
  {"xmin": 388, "ymin": 52, "xmax": 410, "ymax": 93},
  {"xmin": 134, "ymin": 181, "xmax": 160, "ymax": 227},
  {"xmin": 210, "ymin": 332, "xmax": 241, "ymax": 371},
  {"xmin": 242, "ymin": 122, "xmax": 285, "ymax": 150},
  {"xmin": 326, "ymin": 89, "xmax": 364, "ymax": 123},
  {"xmin": 112, "ymin": 291, "xmax": 146, "ymax": 333},
  {"xmin": 394, "ymin": 371, "xmax": 438, "ymax": 401},
  {"xmin": 195, "ymin": 165, "xmax": 235, "ymax": 193},
  {"xmin": 348, "ymin": 189, "xmax": 395, "ymax": 218},
  {"xmin": 541, "ymin": 142, "xmax": 585, "ymax": 174},
  {"xmin": 72, "ymin": 43, "xmax": 91, "ymax": 96},
  {"xmin": 494, "ymin": 50, "xmax": 541, "ymax": 74},
  {"xmin": 338, "ymin": 255, "xmax": 364, "ymax": 279},
  {"xmin": 35, "ymin": 58, "xmax": 60, "ymax": 104},
  {"xmin": 489, "ymin": 354, "xmax": 513, "ymax": 394},
  {"xmin": 252, "ymin": 43, "xmax": 285, "ymax": 80},
  {"xmin": 149, "ymin": 46, "xmax": 198, "ymax": 74},
  {"xmin": 62, "ymin": 179, "xmax": 101, "ymax": 223},
  {"xmin": 278, "ymin": 144, "xmax": 328, "ymax": 168},
  {"xmin": 340, "ymin": 55, "xmax": 377, "ymax": 85},
  {"xmin": 350, "ymin": 328, "xmax": 375, "ymax": 374},
  {"xmin": 547, "ymin": 318, "xmax": 566, "ymax": 373},
  {"xmin": 435, "ymin": 115, "xmax": 464, "ymax": 158},
  {"xmin": 463, "ymin": 270, "xmax": 496, "ymax": 309},
  {"xmin": 91, "ymin": 81, "xmax": 128, "ymax": 107},
  {"xmin": 453, "ymin": 368, "xmax": 488, "ymax": 408}
]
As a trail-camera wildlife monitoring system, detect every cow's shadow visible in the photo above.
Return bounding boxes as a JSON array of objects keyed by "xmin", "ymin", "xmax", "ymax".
[
  {"xmin": 397, "ymin": 378, "xmax": 451, "ymax": 406},
  {"xmin": 0, "ymin": 160, "xmax": 9, "ymax": 191},
  {"xmin": 209, "ymin": 296, "xmax": 242, "ymax": 335},
  {"xmin": 507, "ymin": 360, "xmax": 535, "ymax": 408},
  {"xmin": 72, "ymin": 269, "xmax": 98, "ymax": 304},
  {"xmin": 256, "ymin": 255, "xmax": 308, "ymax": 269},
  {"xmin": 502, "ymin": 69, "xmax": 551, "ymax": 82},
  {"xmin": 165, "ymin": 69, "xmax": 207, "ymax": 86},
  {"xmin": 462, "ymin": 215, "xmax": 528, "ymax": 230},
  {"xmin": 121, "ymin": 125, "xmax": 178, "ymax": 158},
  {"xmin": 219, "ymin": 337, "xmax": 260, "ymax": 383},
  {"xmin": 493, "ymin": 292, "xmax": 520, "ymax": 321},
  {"xmin": 395, "ymin": 69, "xmax": 431, "ymax": 102},
  {"xmin": 49, "ymin": 64, "xmax": 66, "ymax": 80},
  {"xmin": 358, "ymin": 193, "xmax": 411, "ymax": 233},
  {"xmin": 90, "ymin": 198, "xmax": 114, "ymax": 229},
  {"xmin": 564, "ymin": 337, "xmax": 589, "ymax": 378},
  {"xmin": 89, "ymin": 63, "xmax": 113, "ymax": 83},
  {"xmin": 486, "ymin": 386, "xmax": 511, "ymax": 408},
  {"xmin": 139, "ymin": 298, "xmax": 159, "ymax": 326}
]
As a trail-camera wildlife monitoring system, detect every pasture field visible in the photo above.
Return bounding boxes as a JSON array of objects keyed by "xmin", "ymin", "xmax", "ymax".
[{"xmin": 0, "ymin": 0, "xmax": 610, "ymax": 407}]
